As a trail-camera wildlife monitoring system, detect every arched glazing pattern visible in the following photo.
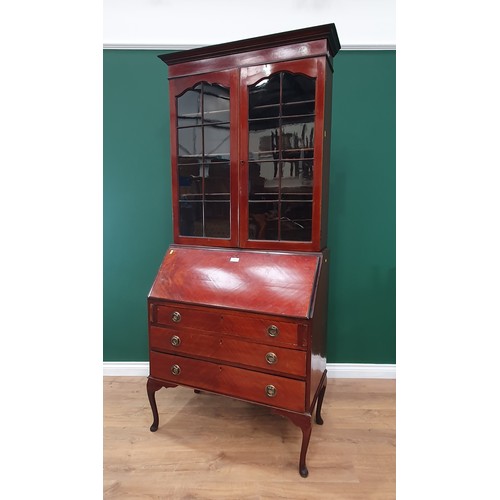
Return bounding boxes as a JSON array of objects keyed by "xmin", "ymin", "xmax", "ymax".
[
  {"xmin": 177, "ymin": 82, "xmax": 231, "ymax": 239},
  {"xmin": 247, "ymin": 72, "xmax": 316, "ymax": 242}
]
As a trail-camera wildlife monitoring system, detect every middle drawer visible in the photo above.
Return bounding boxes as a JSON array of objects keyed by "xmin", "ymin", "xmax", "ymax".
[{"xmin": 149, "ymin": 325, "xmax": 306, "ymax": 378}]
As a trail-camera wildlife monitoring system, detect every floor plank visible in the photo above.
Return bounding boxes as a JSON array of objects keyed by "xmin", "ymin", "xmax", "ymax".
[{"xmin": 104, "ymin": 377, "xmax": 395, "ymax": 499}]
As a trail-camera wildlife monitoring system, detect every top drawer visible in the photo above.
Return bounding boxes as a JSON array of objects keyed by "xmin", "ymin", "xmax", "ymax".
[{"xmin": 151, "ymin": 303, "xmax": 307, "ymax": 348}]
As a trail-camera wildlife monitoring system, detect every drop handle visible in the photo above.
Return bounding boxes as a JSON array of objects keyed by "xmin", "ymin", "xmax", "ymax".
[
  {"xmin": 171, "ymin": 364, "xmax": 181, "ymax": 376},
  {"xmin": 171, "ymin": 335, "xmax": 181, "ymax": 346},
  {"xmin": 172, "ymin": 311, "xmax": 181, "ymax": 323}
]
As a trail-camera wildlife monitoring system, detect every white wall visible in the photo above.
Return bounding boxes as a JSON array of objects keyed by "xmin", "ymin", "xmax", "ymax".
[{"xmin": 103, "ymin": 0, "xmax": 395, "ymax": 49}]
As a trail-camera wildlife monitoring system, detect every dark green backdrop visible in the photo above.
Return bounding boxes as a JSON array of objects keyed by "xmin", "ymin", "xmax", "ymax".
[{"xmin": 103, "ymin": 50, "xmax": 395, "ymax": 363}]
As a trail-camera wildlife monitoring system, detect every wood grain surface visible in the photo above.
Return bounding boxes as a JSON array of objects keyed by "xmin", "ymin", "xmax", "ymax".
[
  {"xmin": 104, "ymin": 377, "xmax": 395, "ymax": 499},
  {"xmin": 148, "ymin": 246, "xmax": 321, "ymax": 318}
]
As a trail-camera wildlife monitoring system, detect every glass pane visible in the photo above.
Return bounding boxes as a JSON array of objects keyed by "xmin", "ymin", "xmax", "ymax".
[
  {"xmin": 178, "ymin": 126, "xmax": 203, "ymax": 158},
  {"xmin": 282, "ymin": 100, "xmax": 315, "ymax": 117},
  {"xmin": 178, "ymin": 116, "xmax": 202, "ymax": 127},
  {"xmin": 177, "ymin": 85, "xmax": 202, "ymax": 127},
  {"xmin": 179, "ymin": 200, "xmax": 203, "ymax": 237},
  {"xmin": 280, "ymin": 118, "xmax": 313, "ymax": 182},
  {"xmin": 248, "ymin": 201, "xmax": 279, "ymax": 240},
  {"xmin": 204, "ymin": 124, "xmax": 230, "ymax": 160},
  {"xmin": 176, "ymin": 82, "xmax": 231, "ymax": 240},
  {"xmin": 280, "ymin": 201, "xmax": 312, "ymax": 241},
  {"xmin": 204, "ymin": 201, "xmax": 230, "ymax": 238},
  {"xmin": 282, "ymin": 73, "xmax": 316, "ymax": 115},
  {"xmin": 179, "ymin": 160, "xmax": 202, "ymax": 197},
  {"xmin": 249, "ymin": 161, "xmax": 280, "ymax": 198},
  {"xmin": 249, "ymin": 74, "xmax": 281, "ymax": 120},
  {"xmin": 248, "ymin": 118, "xmax": 280, "ymax": 160},
  {"xmin": 281, "ymin": 191, "xmax": 313, "ymax": 203},
  {"xmin": 205, "ymin": 161, "xmax": 230, "ymax": 197},
  {"xmin": 246, "ymin": 71, "xmax": 316, "ymax": 243},
  {"xmin": 203, "ymin": 84, "xmax": 230, "ymax": 123}
]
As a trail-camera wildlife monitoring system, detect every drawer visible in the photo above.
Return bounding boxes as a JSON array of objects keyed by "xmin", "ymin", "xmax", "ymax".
[
  {"xmin": 220, "ymin": 314, "xmax": 302, "ymax": 347},
  {"xmin": 149, "ymin": 350, "xmax": 306, "ymax": 413},
  {"xmin": 149, "ymin": 325, "xmax": 307, "ymax": 377},
  {"xmin": 152, "ymin": 303, "xmax": 305, "ymax": 347},
  {"xmin": 155, "ymin": 304, "xmax": 222, "ymax": 332}
]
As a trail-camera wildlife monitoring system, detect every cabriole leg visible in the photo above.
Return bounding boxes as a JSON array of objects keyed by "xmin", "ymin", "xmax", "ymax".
[
  {"xmin": 147, "ymin": 378, "xmax": 161, "ymax": 432},
  {"xmin": 271, "ymin": 409, "xmax": 313, "ymax": 478},
  {"xmin": 298, "ymin": 418, "xmax": 312, "ymax": 478},
  {"xmin": 146, "ymin": 378, "xmax": 177, "ymax": 432},
  {"xmin": 315, "ymin": 376, "xmax": 327, "ymax": 425}
]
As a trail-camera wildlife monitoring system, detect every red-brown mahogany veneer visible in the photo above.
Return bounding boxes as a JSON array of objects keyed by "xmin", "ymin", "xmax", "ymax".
[{"xmin": 147, "ymin": 23, "xmax": 340, "ymax": 478}]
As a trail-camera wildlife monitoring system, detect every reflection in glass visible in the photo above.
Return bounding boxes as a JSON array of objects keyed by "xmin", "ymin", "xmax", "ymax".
[
  {"xmin": 205, "ymin": 161, "xmax": 230, "ymax": 199},
  {"xmin": 204, "ymin": 125, "xmax": 230, "ymax": 160},
  {"xmin": 282, "ymin": 73, "xmax": 316, "ymax": 115},
  {"xmin": 203, "ymin": 85, "xmax": 230, "ymax": 123},
  {"xmin": 280, "ymin": 201, "xmax": 312, "ymax": 241},
  {"xmin": 248, "ymin": 202, "xmax": 278, "ymax": 240},
  {"xmin": 178, "ymin": 126, "xmax": 203, "ymax": 158},
  {"xmin": 248, "ymin": 119, "xmax": 280, "ymax": 160},
  {"xmin": 248, "ymin": 71, "xmax": 316, "ymax": 242},
  {"xmin": 177, "ymin": 84, "xmax": 202, "ymax": 127},
  {"xmin": 204, "ymin": 202, "xmax": 230, "ymax": 238},
  {"xmin": 249, "ymin": 74, "xmax": 280, "ymax": 119},
  {"xmin": 249, "ymin": 161, "xmax": 279, "ymax": 198},
  {"xmin": 177, "ymin": 82, "xmax": 231, "ymax": 239},
  {"xmin": 179, "ymin": 200, "xmax": 203, "ymax": 237}
]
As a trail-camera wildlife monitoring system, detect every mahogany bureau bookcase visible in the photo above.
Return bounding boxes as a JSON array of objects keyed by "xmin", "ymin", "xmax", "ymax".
[{"xmin": 147, "ymin": 24, "xmax": 341, "ymax": 478}]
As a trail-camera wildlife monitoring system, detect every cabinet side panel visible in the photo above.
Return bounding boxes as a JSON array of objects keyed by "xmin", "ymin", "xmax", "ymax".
[{"xmin": 308, "ymin": 248, "xmax": 329, "ymax": 410}]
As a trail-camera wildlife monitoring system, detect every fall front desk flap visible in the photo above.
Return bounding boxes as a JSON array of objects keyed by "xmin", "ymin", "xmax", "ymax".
[{"xmin": 149, "ymin": 245, "xmax": 323, "ymax": 319}]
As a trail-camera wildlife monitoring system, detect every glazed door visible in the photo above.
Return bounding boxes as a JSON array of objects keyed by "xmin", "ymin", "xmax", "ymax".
[
  {"xmin": 239, "ymin": 58, "xmax": 327, "ymax": 251},
  {"xmin": 169, "ymin": 70, "xmax": 239, "ymax": 247}
]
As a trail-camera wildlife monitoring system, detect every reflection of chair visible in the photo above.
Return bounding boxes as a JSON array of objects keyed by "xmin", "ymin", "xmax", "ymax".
[
  {"xmin": 283, "ymin": 132, "xmax": 300, "ymax": 177},
  {"xmin": 271, "ymin": 126, "xmax": 314, "ymax": 179},
  {"xmin": 206, "ymin": 159, "xmax": 230, "ymax": 195},
  {"xmin": 271, "ymin": 130, "xmax": 281, "ymax": 178},
  {"xmin": 302, "ymin": 125, "xmax": 314, "ymax": 179},
  {"xmin": 248, "ymin": 162, "xmax": 270, "ymax": 239},
  {"xmin": 178, "ymin": 158, "xmax": 200, "ymax": 196}
]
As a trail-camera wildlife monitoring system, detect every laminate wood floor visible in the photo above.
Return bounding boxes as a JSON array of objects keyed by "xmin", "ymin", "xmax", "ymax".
[{"xmin": 104, "ymin": 377, "xmax": 395, "ymax": 499}]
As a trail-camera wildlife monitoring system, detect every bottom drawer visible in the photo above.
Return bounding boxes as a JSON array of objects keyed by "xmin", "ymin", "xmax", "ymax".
[{"xmin": 150, "ymin": 350, "xmax": 306, "ymax": 413}]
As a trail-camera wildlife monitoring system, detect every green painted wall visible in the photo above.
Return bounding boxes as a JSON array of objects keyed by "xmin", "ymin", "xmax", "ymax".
[
  {"xmin": 103, "ymin": 50, "xmax": 395, "ymax": 364},
  {"xmin": 328, "ymin": 51, "xmax": 396, "ymax": 363}
]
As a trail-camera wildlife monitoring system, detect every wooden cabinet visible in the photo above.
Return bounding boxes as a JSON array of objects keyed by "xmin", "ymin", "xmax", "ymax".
[{"xmin": 147, "ymin": 24, "xmax": 340, "ymax": 477}]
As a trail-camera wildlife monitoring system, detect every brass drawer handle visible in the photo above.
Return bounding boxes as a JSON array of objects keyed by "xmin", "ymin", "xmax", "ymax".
[
  {"xmin": 265, "ymin": 385, "xmax": 277, "ymax": 398},
  {"xmin": 170, "ymin": 335, "xmax": 181, "ymax": 347},
  {"xmin": 171, "ymin": 364, "xmax": 181, "ymax": 375},
  {"xmin": 267, "ymin": 325, "xmax": 279, "ymax": 337},
  {"xmin": 172, "ymin": 311, "xmax": 181, "ymax": 323},
  {"xmin": 265, "ymin": 352, "xmax": 278, "ymax": 365}
]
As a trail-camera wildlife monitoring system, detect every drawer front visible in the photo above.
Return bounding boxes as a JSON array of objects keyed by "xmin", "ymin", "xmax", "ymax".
[
  {"xmin": 150, "ymin": 325, "xmax": 306, "ymax": 377},
  {"xmin": 153, "ymin": 303, "xmax": 305, "ymax": 348},
  {"xmin": 220, "ymin": 314, "xmax": 302, "ymax": 347},
  {"xmin": 150, "ymin": 350, "xmax": 306, "ymax": 412},
  {"xmin": 155, "ymin": 304, "xmax": 221, "ymax": 332}
]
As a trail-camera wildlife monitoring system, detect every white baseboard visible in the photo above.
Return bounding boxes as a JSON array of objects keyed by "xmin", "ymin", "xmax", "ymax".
[
  {"xmin": 103, "ymin": 362, "xmax": 150, "ymax": 376},
  {"xmin": 103, "ymin": 362, "xmax": 395, "ymax": 379},
  {"xmin": 326, "ymin": 363, "xmax": 396, "ymax": 379}
]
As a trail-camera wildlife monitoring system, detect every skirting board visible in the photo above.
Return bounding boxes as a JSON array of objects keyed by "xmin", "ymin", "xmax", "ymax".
[{"xmin": 103, "ymin": 362, "xmax": 396, "ymax": 379}]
